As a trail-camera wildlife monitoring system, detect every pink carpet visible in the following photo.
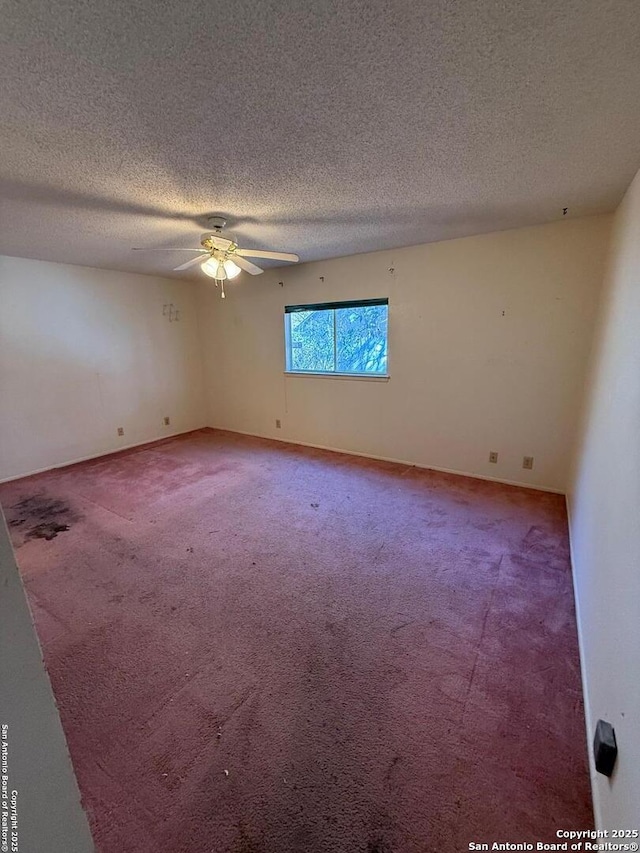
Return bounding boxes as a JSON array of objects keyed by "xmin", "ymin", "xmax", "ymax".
[{"xmin": 0, "ymin": 429, "xmax": 592, "ymax": 852}]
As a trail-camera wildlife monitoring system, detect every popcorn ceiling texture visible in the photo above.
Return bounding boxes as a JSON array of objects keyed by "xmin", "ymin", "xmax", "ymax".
[{"xmin": 1, "ymin": 0, "xmax": 639, "ymax": 278}]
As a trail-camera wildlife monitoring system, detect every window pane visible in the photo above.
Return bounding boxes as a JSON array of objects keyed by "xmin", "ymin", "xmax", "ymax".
[
  {"xmin": 289, "ymin": 309, "xmax": 334, "ymax": 371},
  {"xmin": 335, "ymin": 304, "xmax": 388, "ymax": 373}
]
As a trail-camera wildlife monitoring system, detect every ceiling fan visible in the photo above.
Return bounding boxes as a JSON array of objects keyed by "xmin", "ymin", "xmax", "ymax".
[{"xmin": 133, "ymin": 216, "xmax": 299, "ymax": 298}]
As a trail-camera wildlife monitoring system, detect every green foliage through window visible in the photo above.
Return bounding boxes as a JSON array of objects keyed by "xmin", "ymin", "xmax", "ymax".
[{"xmin": 285, "ymin": 300, "xmax": 388, "ymax": 375}]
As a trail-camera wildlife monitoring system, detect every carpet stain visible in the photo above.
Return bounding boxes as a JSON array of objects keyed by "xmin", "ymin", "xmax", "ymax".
[
  {"xmin": 368, "ymin": 839, "xmax": 392, "ymax": 853},
  {"xmin": 6, "ymin": 494, "xmax": 80, "ymax": 543}
]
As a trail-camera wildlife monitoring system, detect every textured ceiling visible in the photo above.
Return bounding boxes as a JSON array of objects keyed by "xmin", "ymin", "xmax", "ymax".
[{"xmin": 1, "ymin": 0, "xmax": 639, "ymax": 279}]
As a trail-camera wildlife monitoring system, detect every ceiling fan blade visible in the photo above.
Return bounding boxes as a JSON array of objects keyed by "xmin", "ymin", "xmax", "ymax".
[
  {"xmin": 174, "ymin": 254, "xmax": 210, "ymax": 271},
  {"xmin": 236, "ymin": 249, "xmax": 299, "ymax": 263},
  {"xmin": 132, "ymin": 247, "xmax": 207, "ymax": 252},
  {"xmin": 233, "ymin": 255, "xmax": 264, "ymax": 275}
]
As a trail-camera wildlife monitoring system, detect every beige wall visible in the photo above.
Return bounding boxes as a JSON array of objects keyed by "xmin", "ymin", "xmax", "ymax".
[
  {"xmin": 0, "ymin": 256, "xmax": 206, "ymax": 481},
  {"xmin": 199, "ymin": 215, "xmax": 611, "ymax": 492},
  {"xmin": 568, "ymin": 171, "xmax": 640, "ymax": 828}
]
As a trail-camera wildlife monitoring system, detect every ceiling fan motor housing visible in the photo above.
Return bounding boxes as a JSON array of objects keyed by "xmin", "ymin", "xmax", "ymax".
[
  {"xmin": 201, "ymin": 233, "xmax": 236, "ymax": 250},
  {"xmin": 200, "ymin": 217, "xmax": 231, "ymax": 249}
]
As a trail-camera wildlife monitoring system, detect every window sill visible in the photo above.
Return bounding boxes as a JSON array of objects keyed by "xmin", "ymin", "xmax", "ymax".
[{"xmin": 284, "ymin": 371, "xmax": 390, "ymax": 382}]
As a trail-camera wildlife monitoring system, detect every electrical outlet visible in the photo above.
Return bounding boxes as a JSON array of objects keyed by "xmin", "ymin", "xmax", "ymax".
[
  {"xmin": 117, "ymin": 427, "xmax": 124, "ymax": 437},
  {"xmin": 275, "ymin": 419, "xmax": 281, "ymax": 429},
  {"xmin": 489, "ymin": 451, "xmax": 498, "ymax": 464},
  {"xmin": 164, "ymin": 416, "xmax": 170, "ymax": 426},
  {"xmin": 523, "ymin": 456, "xmax": 534, "ymax": 470}
]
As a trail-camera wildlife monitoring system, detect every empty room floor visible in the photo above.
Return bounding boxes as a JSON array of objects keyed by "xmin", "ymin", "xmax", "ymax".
[{"xmin": 0, "ymin": 430, "xmax": 592, "ymax": 852}]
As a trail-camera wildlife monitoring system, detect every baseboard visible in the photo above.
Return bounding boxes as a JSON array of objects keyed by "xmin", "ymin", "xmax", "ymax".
[
  {"xmin": 208, "ymin": 425, "xmax": 565, "ymax": 494},
  {"xmin": 565, "ymin": 494, "xmax": 601, "ymax": 828},
  {"xmin": 0, "ymin": 425, "xmax": 208, "ymax": 484}
]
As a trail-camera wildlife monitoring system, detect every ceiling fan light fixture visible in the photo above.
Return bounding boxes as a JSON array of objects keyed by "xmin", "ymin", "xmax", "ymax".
[
  {"xmin": 203, "ymin": 258, "xmax": 228, "ymax": 280},
  {"xmin": 201, "ymin": 257, "xmax": 220, "ymax": 278},
  {"xmin": 224, "ymin": 259, "xmax": 241, "ymax": 279},
  {"xmin": 201, "ymin": 256, "xmax": 242, "ymax": 281}
]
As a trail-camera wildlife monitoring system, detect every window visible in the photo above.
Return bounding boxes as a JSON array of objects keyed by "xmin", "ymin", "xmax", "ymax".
[{"xmin": 285, "ymin": 298, "xmax": 388, "ymax": 376}]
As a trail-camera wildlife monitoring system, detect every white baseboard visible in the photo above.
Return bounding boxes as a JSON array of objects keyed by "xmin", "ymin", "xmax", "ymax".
[
  {"xmin": 565, "ymin": 494, "xmax": 601, "ymax": 829},
  {"xmin": 208, "ymin": 424, "xmax": 565, "ymax": 494},
  {"xmin": 0, "ymin": 425, "xmax": 208, "ymax": 484}
]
